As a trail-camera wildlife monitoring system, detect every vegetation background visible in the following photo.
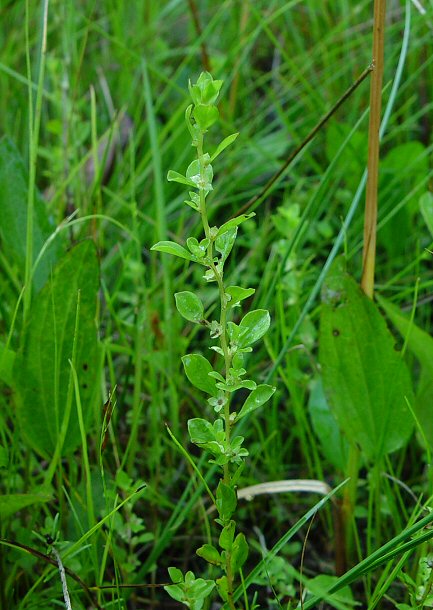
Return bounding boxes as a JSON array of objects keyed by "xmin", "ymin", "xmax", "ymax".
[{"xmin": 0, "ymin": 1, "xmax": 433, "ymax": 608}]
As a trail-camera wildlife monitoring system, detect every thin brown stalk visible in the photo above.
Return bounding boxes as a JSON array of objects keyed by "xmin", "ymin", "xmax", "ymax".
[
  {"xmin": 228, "ymin": 0, "xmax": 250, "ymax": 117},
  {"xmin": 187, "ymin": 0, "xmax": 211, "ymax": 73},
  {"xmin": 361, "ymin": 0, "xmax": 386, "ymax": 298},
  {"xmin": 235, "ymin": 64, "xmax": 373, "ymax": 218}
]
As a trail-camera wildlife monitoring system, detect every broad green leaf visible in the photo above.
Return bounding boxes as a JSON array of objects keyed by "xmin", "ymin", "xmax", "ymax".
[
  {"xmin": 215, "ymin": 213, "xmax": 255, "ymax": 238},
  {"xmin": 308, "ymin": 377, "xmax": 349, "ymax": 471},
  {"xmin": 376, "ymin": 295, "xmax": 433, "ymax": 371},
  {"xmin": 182, "ymin": 354, "xmax": 218, "ymax": 396},
  {"xmin": 319, "ymin": 261, "xmax": 414, "ymax": 461},
  {"xmin": 420, "ymin": 192, "xmax": 433, "ymax": 239},
  {"xmin": 377, "ymin": 295, "xmax": 433, "ymax": 446},
  {"xmin": 380, "ymin": 141, "xmax": 428, "ymax": 257},
  {"xmin": 14, "ymin": 241, "xmax": 100, "ymax": 458},
  {"xmin": 151, "ymin": 240, "xmax": 196, "ymax": 262},
  {"xmin": 0, "ymin": 493, "xmax": 51, "ymax": 519},
  {"xmin": 175, "ymin": 291, "xmax": 205, "ymax": 324},
  {"xmin": 225, "ymin": 286, "xmax": 255, "ymax": 307},
  {"xmin": 215, "ymin": 227, "xmax": 237, "ymax": 263},
  {"xmin": 238, "ymin": 309, "xmax": 271, "ymax": 348},
  {"xmin": 236, "ymin": 384, "xmax": 276, "ymax": 421},
  {"xmin": 216, "ymin": 481, "xmax": 237, "ymax": 522},
  {"xmin": 231, "ymin": 533, "xmax": 249, "ymax": 573},
  {"xmin": 0, "ymin": 136, "xmax": 63, "ymax": 291},
  {"xmin": 0, "ymin": 342, "xmax": 16, "ymax": 386},
  {"xmin": 167, "ymin": 170, "xmax": 196, "ymax": 188},
  {"xmin": 196, "ymin": 544, "xmax": 222, "ymax": 566},
  {"xmin": 210, "ymin": 133, "xmax": 239, "ymax": 162}
]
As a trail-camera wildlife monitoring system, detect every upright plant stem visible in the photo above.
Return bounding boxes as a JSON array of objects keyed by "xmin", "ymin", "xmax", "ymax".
[
  {"xmin": 361, "ymin": 0, "xmax": 386, "ymax": 298},
  {"xmin": 197, "ymin": 132, "xmax": 236, "ymax": 610}
]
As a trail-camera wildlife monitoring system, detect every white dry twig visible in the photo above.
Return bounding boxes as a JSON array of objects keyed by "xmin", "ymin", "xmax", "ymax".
[{"xmin": 51, "ymin": 545, "xmax": 73, "ymax": 610}]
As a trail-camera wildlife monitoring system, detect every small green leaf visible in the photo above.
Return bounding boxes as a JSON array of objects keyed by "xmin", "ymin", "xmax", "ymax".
[
  {"xmin": 231, "ymin": 533, "xmax": 249, "ymax": 572},
  {"xmin": 164, "ymin": 584, "xmax": 185, "ymax": 604},
  {"xmin": 189, "ymin": 72, "xmax": 222, "ymax": 106},
  {"xmin": 188, "ymin": 419, "xmax": 228, "ymax": 461},
  {"xmin": 188, "ymin": 417, "xmax": 224, "ymax": 445},
  {"xmin": 193, "ymin": 104, "xmax": 219, "ymax": 131},
  {"xmin": 151, "ymin": 240, "xmax": 196, "ymax": 262},
  {"xmin": 219, "ymin": 520, "xmax": 236, "ymax": 551},
  {"xmin": 167, "ymin": 170, "xmax": 196, "ymax": 188},
  {"xmin": 227, "ymin": 321, "xmax": 240, "ymax": 343},
  {"xmin": 216, "ymin": 481, "xmax": 237, "ymax": 523},
  {"xmin": 187, "ymin": 237, "xmax": 209, "ymax": 258},
  {"xmin": 216, "ymin": 378, "xmax": 257, "ymax": 393},
  {"xmin": 210, "ymin": 133, "xmax": 239, "ymax": 162},
  {"xmin": 188, "ymin": 578, "xmax": 215, "ymax": 601},
  {"xmin": 182, "ymin": 354, "xmax": 218, "ymax": 396},
  {"xmin": 238, "ymin": 309, "xmax": 271, "ymax": 348},
  {"xmin": 225, "ymin": 286, "xmax": 255, "ymax": 307},
  {"xmin": 186, "ymin": 159, "xmax": 213, "ymax": 192},
  {"xmin": 215, "ymin": 213, "xmax": 256, "ymax": 238},
  {"xmin": 168, "ymin": 567, "xmax": 184, "ymax": 583},
  {"xmin": 420, "ymin": 192, "xmax": 433, "ymax": 239},
  {"xmin": 215, "ymin": 227, "xmax": 237, "ymax": 263},
  {"xmin": 196, "ymin": 544, "xmax": 222, "ymax": 566},
  {"xmin": 175, "ymin": 291, "xmax": 205, "ymax": 324},
  {"xmin": 188, "ymin": 418, "xmax": 219, "ymax": 445},
  {"xmin": 216, "ymin": 575, "xmax": 229, "ymax": 602},
  {"xmin": 236, "ymin": 384, "xmax": 276, "ymax": 420}
]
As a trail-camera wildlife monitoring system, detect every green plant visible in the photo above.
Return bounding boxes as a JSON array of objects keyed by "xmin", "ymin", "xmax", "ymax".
[{"xmin": 152, "ymin": 72, "xmax": 276, "ymax": 609}]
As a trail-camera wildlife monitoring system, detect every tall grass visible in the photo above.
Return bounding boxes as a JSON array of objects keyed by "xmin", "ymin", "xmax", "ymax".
[{"xmin": 0, "ymin": 1, "xmax": 432, "ymax": 608}]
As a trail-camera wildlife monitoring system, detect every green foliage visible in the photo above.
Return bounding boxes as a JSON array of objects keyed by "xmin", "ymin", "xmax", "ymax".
[
  {"xmin": 13, "ymin": 241, "xmax": 100, "ymax": 458},
  {"xmin": 182, "ymin": 354, "xmax": 218, "ymax": 396},
  {"xmin": 0, "ymin": 136, "xmax": 63, "ymax": 291},
  {"xmin": 308, "ymin": 377, "xmax": 349, "ymax": 471},
  {"xmin": 165, "ymin": 568, "xmax": 215, "ymax": 610},
  {"xmin": 378, "ymin": 295, "xmax": 433, "ymax": 447},
  {"xmin": 1, "ymin": 3, "xmax": 432, "ymax": 609},
  {"xmin": 319, "ymin": 259, "xmax": 414, "ymax": 461},
  {"xmin": 175, "ymin": 291, "xmax": 205, "ymax": 324}
]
